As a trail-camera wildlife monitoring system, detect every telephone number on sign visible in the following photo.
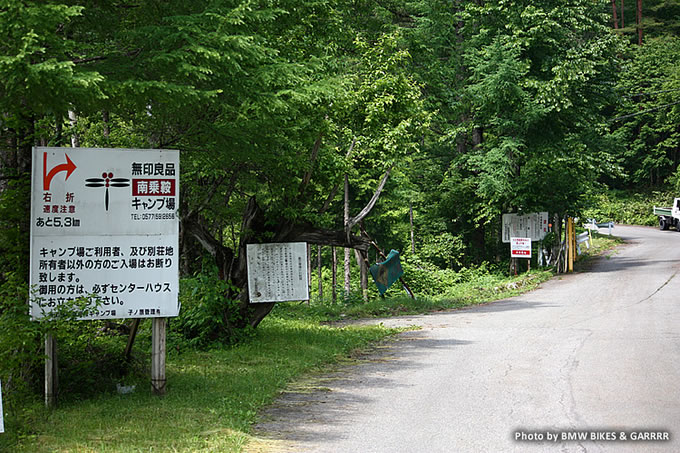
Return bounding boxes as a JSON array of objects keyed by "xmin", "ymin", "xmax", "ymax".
[
  {"xmin": 35, "ymin": 217, "xmax": 81, "ymax": 228},
  {"xmin": 131, "ymin": 212, "xmax": 176, "ymax": 221}
]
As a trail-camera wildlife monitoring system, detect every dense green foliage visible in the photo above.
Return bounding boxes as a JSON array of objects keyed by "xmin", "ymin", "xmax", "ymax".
[
  {"xmin": 1, "ymin": 233, "xmax": 618, "ymax": 452},
  {"xmin": 1, "ymin": 0, "xmax": 679, "ymax": 448},
  {"xmin": 7, "ymin": 317, "xmax": 400, "ymax": 452},
  {"xmin": 584, "ymin": 189, "xmax": 676, "ymax": 226}
]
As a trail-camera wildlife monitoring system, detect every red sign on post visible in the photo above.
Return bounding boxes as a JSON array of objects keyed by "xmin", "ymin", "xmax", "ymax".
[{"xmin": 511, "ymin": 237, "xmax": 532, "ymax": 258}]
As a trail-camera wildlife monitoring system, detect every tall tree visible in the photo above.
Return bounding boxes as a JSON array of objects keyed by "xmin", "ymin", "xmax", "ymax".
[{"xmin": 402, "ymin": 0, "xmax": 624, "ymax": 265}]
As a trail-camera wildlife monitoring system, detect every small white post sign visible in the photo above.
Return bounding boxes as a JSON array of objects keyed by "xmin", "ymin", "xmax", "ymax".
[
  {"xmin": 246, "ymin": 242, "xmax": 309, "ymax": 303},
  {"xmin": 0, "ymin": 379, "xmax": 4, "ymax": 433},
  {"xmin": 30, "ymin": 147, "xmax": 180, "ymax": 320},
  {"xmin": 511, "ymin": 237, "xmax": 532, "ymax": 258}
]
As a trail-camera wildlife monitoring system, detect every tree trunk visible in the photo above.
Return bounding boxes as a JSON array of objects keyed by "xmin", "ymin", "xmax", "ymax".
[
  {"xmin": 472, "ymin": 223, "xmax": 485, "ymax": 265},
  {"xmin": 102, "ymin": 110, "xmax": 110, "ymax": 138},
  {"xmin": 68, "ymin": 110, "xmax": 79, "ymax": 147},
  {"xmin": 332, "ymin": 246, "xmax": 337, "ymax": 304},
  {"xmin": 317, "ymin": 245, "xmax": 323, "ymax": 300},
  {"xmin": 307, "ymin": 243, "xmax": 312, "ymax": 304},
  {"xmin": 637, "ymin": 0, "xmax": 643, "ymax": 45},
  {"xmin": 344, "ymin": 174, "xmax": 351, "ymax": 299},
  {"xmin": 409, "ymin": 201, "xmax": 416, "ymax": 254},
  {"xmin": 612, "ymin": 0, "xmax": 619, "ymax": 28},
  {"xmin": 621, "ymin": 0, "xmax": 625, "ymax": 28},
  {"xmin": 354, "ymin": 249, "xmax": 368, "ymax": 302},
  {"xmin": 184, "ymin": 196, "xmax": 372, "ymax": 330}
]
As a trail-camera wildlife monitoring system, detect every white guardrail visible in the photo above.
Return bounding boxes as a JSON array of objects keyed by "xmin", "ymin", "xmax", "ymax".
[
  {"xmin": 576, "ymin": 231, "xmax": 590, "ymax": 255},
  {"xmin": 579, "ymin": 219, "xmax": 615, "ymax": 255},
  {"xmin": 585, "ymin": 219, "xmax": 614, "ymax": 236}
]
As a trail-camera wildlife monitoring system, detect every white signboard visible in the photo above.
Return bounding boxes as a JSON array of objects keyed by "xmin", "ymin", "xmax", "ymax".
[
  {"xmin": 30, "ymin": 147, "xmax": 180, "ymax": 320},
  {"xmin": 511, "ymin": 237, "xmax": 532, "ymax": 258},
  {"xmin": 502, "ymin": 212, "xmax": 549, "ymax": 243},
  {"xmin": 0, "ymin": 379, "xmax": 4, "ymax": 433},
  {"xmin": 246, "ymin": 242, "xmax": 309, "ymax": 303}
]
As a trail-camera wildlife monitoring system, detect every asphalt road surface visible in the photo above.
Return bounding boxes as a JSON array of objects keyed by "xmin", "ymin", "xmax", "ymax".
[{"xmin": 254, "ymin": 225, "xmax": 680, "ymax": 453}]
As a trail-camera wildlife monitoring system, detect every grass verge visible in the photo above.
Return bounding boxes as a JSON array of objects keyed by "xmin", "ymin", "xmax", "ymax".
[
  {"xmin": 3, "ymin": 233, "xmax": 621, "ymax": 453},
  {"xmin": 8, "ymin": 319, "xmax": 401, "ymax": 453}
]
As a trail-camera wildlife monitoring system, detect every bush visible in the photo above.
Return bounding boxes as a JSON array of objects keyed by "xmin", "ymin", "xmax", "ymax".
[
  {"xmin": 583, "ymin": 190, "xmax": 673, "ymax": 226},
  {"xmin": 400, "ymin": 256, "xmax": 500, "ymax": 297},
  {"xmin": 173, "ymin": 267, "xmax": 254, "ymax": 348},
  {"xmin": 417, "ymin": 233, "xmax": 465, "ymax": 269}
]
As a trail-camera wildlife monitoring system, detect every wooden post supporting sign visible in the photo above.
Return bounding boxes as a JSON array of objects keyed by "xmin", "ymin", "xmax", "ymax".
[
  {"xmin": 45, "ymin": 333, "xmax": 58, "ymax": 408},
  {"xmin": 151, "ymin": 318, "xmax": 167, "ymax": 395}
]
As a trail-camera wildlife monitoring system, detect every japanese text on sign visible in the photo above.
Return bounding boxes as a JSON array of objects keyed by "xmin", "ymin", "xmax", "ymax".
[
  {"xmin": 30, "ymin": 147, "xmax": 180, "ymax": 320},
  {"xmin": 511, "ymin": 237, "xmax": 532, "ymax": 258},
  {"xmin": 246, "ymin": 242, "xmax": 309, "ymax": 303},
  {"xmin": 502, "ymin": 212, "xmax": 549, "ymax": 243}
]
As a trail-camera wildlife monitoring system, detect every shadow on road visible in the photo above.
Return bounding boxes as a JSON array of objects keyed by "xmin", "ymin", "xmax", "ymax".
[
  {"xmin": 252, "ymin": 333, "xmax": 473, "ymax": 448},
  {"xmin": 586, "ymin": 257, "xmax": 680, "ymax": 273},
  {"xmin": 460, "ymin": 300, "xmax": 560, "ymax": 314}
]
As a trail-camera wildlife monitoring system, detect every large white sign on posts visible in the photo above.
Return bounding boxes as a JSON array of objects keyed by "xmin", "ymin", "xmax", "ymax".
[
  {"xmin": 510, "ymin": 237, "xmax": 532, "ymax": 258},
  {"xmin": 30, "ymin": 147, "xmax": 180, "ymax": 320},
  {"xmin": 502, "ymin": 212, "xmax": 549, "ymax": 243},
  {"xmin": 246, "ymin": 242, "xmax": 309, "ymax": 303}
]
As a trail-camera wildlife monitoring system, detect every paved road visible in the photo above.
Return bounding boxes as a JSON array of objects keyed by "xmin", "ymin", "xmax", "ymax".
[{"xmin": 254, "ymin": 226, "xmax": 680, "ymax": 452}]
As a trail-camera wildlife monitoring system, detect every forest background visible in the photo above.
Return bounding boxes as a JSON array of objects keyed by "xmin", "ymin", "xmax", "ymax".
[{"xmin": 1, "ymin": 0, "xmax": 680, "ymax": 449}]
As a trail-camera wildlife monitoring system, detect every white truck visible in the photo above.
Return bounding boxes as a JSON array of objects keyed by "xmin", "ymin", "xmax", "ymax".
[{"xmin": 654, "ymin": 198, "xmax": 680, "ymax": 230}]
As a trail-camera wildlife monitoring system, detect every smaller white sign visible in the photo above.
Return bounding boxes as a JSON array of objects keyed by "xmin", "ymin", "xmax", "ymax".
[
  {"xmin": 246, "ymin": 242, "xmax": 309, "ymax": 303},
  {"xmin": 511, "ymin": 237, "xmax": 532, "ymax": 258},
  {"xmin": 0, "ymin": 379, "xmax": 4, "ymax": 433},
  {"xmin": 502, "ymin": 212, "xmax": 549, "ymax": 243}
]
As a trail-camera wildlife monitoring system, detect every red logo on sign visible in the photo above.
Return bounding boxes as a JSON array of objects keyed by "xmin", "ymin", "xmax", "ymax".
[
  {"xmin": 132, "ymin": 179, "xmax": 175, "ymax": 196},
  {"xmin": 43, "ymin": 152, "xmax": 77, "ymax": 190}
]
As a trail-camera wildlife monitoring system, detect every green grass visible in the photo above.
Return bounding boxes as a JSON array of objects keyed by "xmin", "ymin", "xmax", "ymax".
[
  {"xmin": 574, "ymin": 231, "xmax": 623, "ymax": 268},
  {"xmin": 8, "ymin": 319, "xmax": 399, "ymax": 453},
  {"xmin": 2, "ymin": 233, "xmax": 620, "ymax": 453},
  {"xmin": 275, "ymin": 269, "xmax": 554, "ymax": 322}
]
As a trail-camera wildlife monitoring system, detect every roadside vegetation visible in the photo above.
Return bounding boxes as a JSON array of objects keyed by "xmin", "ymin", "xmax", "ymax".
[
  {"xmin": 1, "ymin": 0, "xmax": 678, "ymax": 451},
  {"xmin": 1, "ymin": 233, "xmax": 618, "ymax": 453},
  {"xmin": 584, "ymin": 190, "xmax": 677, "ymax": 227}
]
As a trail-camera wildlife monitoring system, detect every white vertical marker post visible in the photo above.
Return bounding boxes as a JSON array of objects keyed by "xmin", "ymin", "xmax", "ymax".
[{"xmin": 0, "ymin": 379, "xmax": 5, "ymax": 433}]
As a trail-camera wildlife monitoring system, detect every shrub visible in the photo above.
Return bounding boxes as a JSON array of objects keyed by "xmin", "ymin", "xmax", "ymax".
[
  {"xmin": 583, "ymin": 190, "xmax": 673, "ymax": 226},
  {"xmin": 174, "ymin": 267, "xmax": 254, "ymax": 348}
]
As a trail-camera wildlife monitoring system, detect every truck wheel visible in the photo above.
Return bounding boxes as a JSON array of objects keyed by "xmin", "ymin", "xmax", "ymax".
[{"xmin": 660, "ymin": 218, "xmax": 669, "ymax": 230}]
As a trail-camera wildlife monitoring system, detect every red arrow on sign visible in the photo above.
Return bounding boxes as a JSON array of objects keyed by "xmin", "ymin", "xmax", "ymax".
[{"xmin": 43, "ymin": 152, "xmax": 77, "ymax": 191}]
